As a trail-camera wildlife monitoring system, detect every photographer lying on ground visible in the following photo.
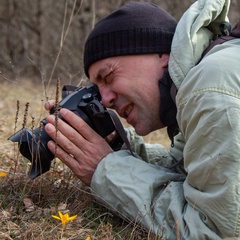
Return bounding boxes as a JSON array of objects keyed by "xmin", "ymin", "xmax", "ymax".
[{"xmin": 44, "ymin": 1, "xmax": 240, "ymax": 239}]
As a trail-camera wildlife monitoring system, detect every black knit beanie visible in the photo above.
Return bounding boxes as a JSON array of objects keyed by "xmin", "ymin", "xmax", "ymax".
[{"xmin": 84, "ymin": 2, "xmax": 177, "ymax": 77}]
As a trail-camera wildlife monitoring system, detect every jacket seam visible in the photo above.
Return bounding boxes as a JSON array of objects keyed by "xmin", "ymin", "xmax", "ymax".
[
  {"xmin": 234, "ymin": 209, "xmax": 240, "ymax": 236},
  {"xmin": 178, "ymin": 87, "xmax": 240, "ymax": 107}
]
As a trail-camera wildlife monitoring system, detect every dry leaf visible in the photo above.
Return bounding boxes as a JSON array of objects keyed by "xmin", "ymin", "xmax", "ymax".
[
  {"xmin": 23, "ymin": 197, "xmax": 35, "ymax": 212},
  {"xmin": 57, "ymin": 202, "xmax": 68, "ymax": 212},
  {"xmin": 2, "ymin": 210, "xmax": 11, "ymax": 219},
  {"xmin": 53, "ymin": 179, "xmax": 62, "ymax": 188}
]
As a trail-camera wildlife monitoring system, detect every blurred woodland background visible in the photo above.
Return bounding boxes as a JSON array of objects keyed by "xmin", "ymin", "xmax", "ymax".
[{"xmin": 0, "ymin": 0, "xmax": 239, "ymax": 86}]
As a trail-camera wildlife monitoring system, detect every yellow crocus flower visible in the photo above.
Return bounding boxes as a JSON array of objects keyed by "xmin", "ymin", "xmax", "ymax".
[
  {"xmin": 52, "ymin": 211, "xmax": 77, "ymax": 227},
  {"xmin": 0, "ymin": 172, "xmax": 7, "ymax": 177}
]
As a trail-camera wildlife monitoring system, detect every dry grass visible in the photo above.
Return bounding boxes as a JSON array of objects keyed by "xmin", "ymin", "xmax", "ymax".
[{"xmin": 0, "ymin": 78, "xmax": 170, "ymax": 239}]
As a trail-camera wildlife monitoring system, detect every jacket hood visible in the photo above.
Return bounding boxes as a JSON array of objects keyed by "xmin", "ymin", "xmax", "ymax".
[{"xmin": 169, "ymin": 0, "xmax": 230, "ymax": 90}]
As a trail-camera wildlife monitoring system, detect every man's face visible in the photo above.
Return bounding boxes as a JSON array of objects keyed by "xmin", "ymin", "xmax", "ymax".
[{"xmin": 88, "ymin": 54, "xmax": 169, "ymax": 136}]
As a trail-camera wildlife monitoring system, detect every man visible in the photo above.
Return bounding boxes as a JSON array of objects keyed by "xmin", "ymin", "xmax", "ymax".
[{"xmin": 45, "ymin": 0, "xmax": 240, "ymax": 239}]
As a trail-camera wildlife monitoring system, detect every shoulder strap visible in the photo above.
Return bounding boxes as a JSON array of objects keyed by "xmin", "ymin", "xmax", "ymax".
[
  {"xmin": 231, "ymin": 19, "xmax": 240, "ymax": 38},
  {"xmin": 201, "ymin": 20, "xmax": 240, "ymax": 59},
  {"xmin": 201, "ymin": 35, "xmax": 235, "ymax": 58}
]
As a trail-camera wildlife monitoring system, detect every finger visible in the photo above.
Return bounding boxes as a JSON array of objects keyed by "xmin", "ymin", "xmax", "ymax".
[
  {"xmin": 48, "ymin": 141, "xmax": 96, "ymax": 186},
  {"xmin": 45, "ymin": 117, "xmax": 105, "ymax": 160},
  {"xmin": 46, "ymin": 114, "xmax": 90, "ymax": 149},
  {"xmin": 47, "ymin": 140, "xmax": 79, "ymax": 170},
  {"xmin": 47, "ymin": 140, "xmax": 89, "ymax": 184},
  {"xmin": 45, "ymin": 122, "xmax": 84, "ymax": 156},
  {"xmin": 44, "ymin": 100, "xmax": 56, "ymax": 110},
  {"xmin": 47, "ymin": 132, "xmax": 101, "ymax": 186},
  {"xmin": 59, "ymin": 108, "xmax": 103, "ymax": 142},
  {"xmin": 105, "ymin": 131, "xmax": 117, "ymax": 143},
  {"xmin": 45, "ymin": 115, "xmax": 112, "ymax": 161}
]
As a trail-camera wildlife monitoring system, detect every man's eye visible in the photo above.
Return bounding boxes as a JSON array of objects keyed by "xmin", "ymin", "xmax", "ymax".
[{"xmin": 104, "ymin": 72, "xmax": 113, "ymax": 83}]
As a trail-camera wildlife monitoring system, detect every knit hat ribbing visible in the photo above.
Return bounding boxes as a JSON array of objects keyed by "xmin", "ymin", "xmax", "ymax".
[{"xmin": 84, "ymin": 2, "xmax": 177, "ymax": 77}]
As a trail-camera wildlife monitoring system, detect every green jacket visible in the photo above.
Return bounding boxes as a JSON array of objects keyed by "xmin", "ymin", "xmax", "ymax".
[{"xmin": 91, "ymin": 0, "xmax": 240, "ymax": 238}]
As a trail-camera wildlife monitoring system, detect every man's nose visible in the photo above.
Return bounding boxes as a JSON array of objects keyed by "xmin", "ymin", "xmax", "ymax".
[{"xmin": 99, "ymin": 86, "xmax": 116, "ymax": 108}]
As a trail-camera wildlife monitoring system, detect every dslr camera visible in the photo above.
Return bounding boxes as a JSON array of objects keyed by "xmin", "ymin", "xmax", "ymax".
[{"xmin": 9, "ymin": 84, "xmax": 124, "ymax": 179}]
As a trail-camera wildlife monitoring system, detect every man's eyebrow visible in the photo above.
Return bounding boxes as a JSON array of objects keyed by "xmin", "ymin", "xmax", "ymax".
[
  {"xmin": 96, "ymin": 69, "xmax": 104, "ymax": 81},
  {"xmin": 95, "ymin": 66, "xmax": 110, "ymax": 82}
]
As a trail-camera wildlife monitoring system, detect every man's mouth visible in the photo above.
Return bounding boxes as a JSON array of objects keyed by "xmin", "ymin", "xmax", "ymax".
[
  {"xmin": 117, "ymin": 104, "xmax": 134, "ymax": 119},
  {"xmin": 124, "ymin": 104, "xmax": 133, "ymax": 118}
]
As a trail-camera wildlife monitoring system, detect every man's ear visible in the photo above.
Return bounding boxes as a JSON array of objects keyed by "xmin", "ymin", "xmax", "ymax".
[{"xmin": 159, "ymin": 54, "xmax": 170, "ymax": 68}]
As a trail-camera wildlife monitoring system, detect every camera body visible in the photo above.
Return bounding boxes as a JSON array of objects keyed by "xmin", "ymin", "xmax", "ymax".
[{"xmin": 9, "ymin": 84, "xmax": 123, "ymax": 179}]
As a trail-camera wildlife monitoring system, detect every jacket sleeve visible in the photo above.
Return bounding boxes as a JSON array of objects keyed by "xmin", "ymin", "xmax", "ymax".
[
  {"xmin": 90, "ymin": 129, "xmax": 188, "ymax": 239},
  {"xmin": 122, "ymin": 127, "xmax": 185, "ymax": 168},
  {"xmin": 90, "ymin": 150, "xmax": 186, "ymax": 237}
]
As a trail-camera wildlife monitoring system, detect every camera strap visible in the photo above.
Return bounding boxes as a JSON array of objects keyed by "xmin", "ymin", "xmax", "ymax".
[
  {"xmin": 106, "ymin": 109, "xmax": 134, "ymax": 156},
  {"xmin": 91, "ymin": 100, "xmax": 134, "ymax": 156}
]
